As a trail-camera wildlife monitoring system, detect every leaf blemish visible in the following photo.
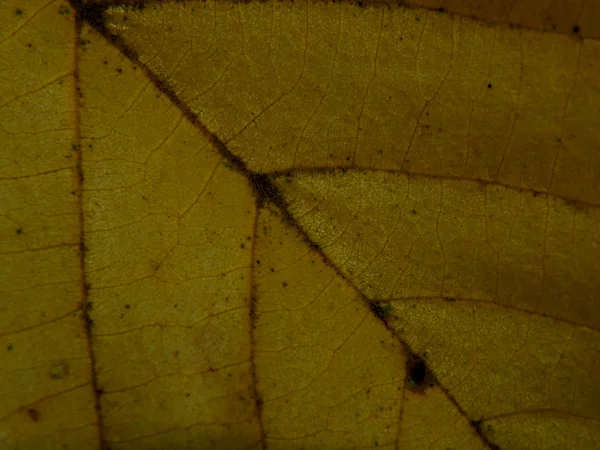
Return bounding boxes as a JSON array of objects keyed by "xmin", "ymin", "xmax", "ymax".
[
  {"xmin": 27, "ymin": 408, "xmax": 41, "ymax": 422},
  {"xmin": 406, "ymin": 354, "xmax": 436, "ymax": 393},
  {"xmin": 369, "ymin": 301, "xmax": 392, "ymax": 319},
  {"xmin": 249, "ymin": 172, "xmax": 285, "ymax": 207}
]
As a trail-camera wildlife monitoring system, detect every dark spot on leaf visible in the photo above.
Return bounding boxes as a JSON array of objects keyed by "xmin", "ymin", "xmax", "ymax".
[
  {"xmin": 7, "ymin": 344, "xmax": 13, "ymax": 351},
  {"xmin": 125, "ymin": 304, "xmax": 130, "ymax": 309},
  {"xmin": 15, "ymin": 8, "xmax": 23, "ymax": 15},
  {"xmin": 409, "ymin": 359, "xmax": 426, "ymax": 385},
  {"xmin": 240, "ymin": 243, "xmax": 245, "ymax": 249},
  {"xmin": 116, "ymin": 67, "xmax": 122, "ymax": 73},
  {"xmin": 406, "ymin": 354, "xmax": 436, "ymax": 393},
  {"xmin": 572, "ymin": 25, "xmax": 580, "ymax": 34},
  {"xmin": 77, "ymin": 3, "xmax": 108, "ymax": 35},
  {"xmin": 249, "ymin": 172, "xmax": 285, "ymax": 208},
  {"xmin": 369, "ymin": 302, "xmax": 392, "ymax": 319},
  {"xmin": 282, "ymin": 281, "xmax": 288, "ymax": 288},
  {"xmin": 27, "ymin": 408, "xmax": 40, "ymax": 422},
  {"xmin": 487, "ymin": 83, "xmax": 492, "ymax": 89},
  {"xmin": 16, "ymin": 228, "xmax": 23, "ymax": 234}
]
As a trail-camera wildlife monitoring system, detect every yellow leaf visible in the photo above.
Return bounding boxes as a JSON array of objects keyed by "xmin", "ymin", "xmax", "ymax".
[{"xmin": 1, "ymin": 0, "xmax": 599, "ymax": 449}]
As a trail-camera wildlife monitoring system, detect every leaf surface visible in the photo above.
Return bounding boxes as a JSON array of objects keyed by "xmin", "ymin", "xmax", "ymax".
[{"xmin": 1, "ymin": 0, "xmax": 599, "ymax": 449}]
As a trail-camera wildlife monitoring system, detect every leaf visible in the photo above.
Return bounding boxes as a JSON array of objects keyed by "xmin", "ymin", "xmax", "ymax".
[{"xmin": 1, "ymin": 0, "xmax": 599, "ymax": 449}]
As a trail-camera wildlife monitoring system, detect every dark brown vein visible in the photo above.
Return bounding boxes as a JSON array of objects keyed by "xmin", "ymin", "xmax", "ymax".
[
  {"xmin": 71, "ymin": 3, "xmax": 106, "ymax": 449},
  {"xmin": 249, "ymin": 203, "xmax": 266, "ymax": 449},
  {"xmin": 268, "ymin": 166, "xmax": 600, "ymax": 210}
]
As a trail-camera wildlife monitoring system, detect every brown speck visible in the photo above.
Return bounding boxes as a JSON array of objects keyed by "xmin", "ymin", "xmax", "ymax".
[
  {"xmin": 572, "ymin": 25, "xmax": 580, "ymax": 34},
  {"xmin": 487, "ymin": 83, "xmax": 492, "ymax": 89},
  {"xmin": 27, "ymin": 408, "xmax": 40, "ymax": 422},
  {"xmin": 406, "ymin": 355, "xmax": 436, "ymax": 394},
  {"xmin": 282, "ymin": 281, "xmax": 288, "ymax": 288},
  {"xmin": 116, "ymin": 67, "xmax": 122, "ymax": 73}
]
